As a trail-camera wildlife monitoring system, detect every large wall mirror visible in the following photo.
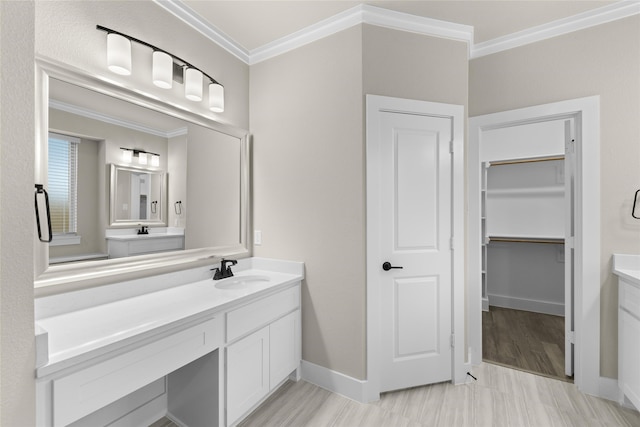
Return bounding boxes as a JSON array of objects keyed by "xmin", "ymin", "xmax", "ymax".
[{"xmin": 34, "ymin": 57, "xmax": 250, "ymax": 295}]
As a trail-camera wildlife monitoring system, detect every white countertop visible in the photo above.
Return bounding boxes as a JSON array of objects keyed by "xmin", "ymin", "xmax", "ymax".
[
  {"xmin": 36, "ymin": 261, "xmax": 303, "ymax": 378},
  {"xmin": 612, "ymin": 254, "xmax": 640, "ymax": 288},
  {"xmin": 105, "ymin": 233, "xmax": 185, "ymax": 241}
]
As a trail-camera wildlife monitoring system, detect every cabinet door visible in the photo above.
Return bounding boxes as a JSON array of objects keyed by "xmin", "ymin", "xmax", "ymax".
[
  {"xmin": 226, "ymin": 326, "xmax": 269, "ymax": 425},
  {"xmin": 621, "ymin": 310, "xmax": 640, "ymax": 410},
  {"xmin": 269, "ymin": 310, "xmax": 301, "ymax": 388}
]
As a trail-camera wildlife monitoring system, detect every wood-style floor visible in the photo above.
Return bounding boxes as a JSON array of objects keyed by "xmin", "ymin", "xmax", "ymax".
[
  {"xmin": 152, "ymin": 363, "xmax": 639, "ymax": 426},
  {"xmin": 482, "ymin": 306, "xmax": 569, "ymax": 382}
]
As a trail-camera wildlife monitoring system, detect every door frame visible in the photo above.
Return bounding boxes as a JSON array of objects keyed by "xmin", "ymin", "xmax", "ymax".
[
  {"xmin": 365, "ymin": 95, "xmax": 465, "ymax": 402},
  {"xmin": 468, "ymin": 96, "xmax": 601, "ymax": 396}
]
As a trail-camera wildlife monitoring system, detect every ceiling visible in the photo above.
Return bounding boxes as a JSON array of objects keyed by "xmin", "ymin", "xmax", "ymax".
[{"xmin": 182, "ymin": 0, "xmax": 616, "ymax": 51}]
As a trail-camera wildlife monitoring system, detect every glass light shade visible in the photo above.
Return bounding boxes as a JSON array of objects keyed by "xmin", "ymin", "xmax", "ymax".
[
  {"xmin": 121, "ymin": 149, "xmax": 133, "ymax": 163},
  {"xmin": 208, "ymin": 82, "xmax": 225, "ymax": 113},
  {"xmin": 152, "ymin": 51, "xmax": 173, "ymax": 89},
  {"xmin": 151, "ymin": 155, "xmax": 160, "ymax": 167},
  {"xmin": 137, "ymin": 152, "xmax": 148, "ymax": 165},
  {"xmin": 185, "ymin": 68, "xmax": 203, "ymax": 101},
  {"xmin": 107, "ymin": 33, "xmax": 132, "ymax": 75}
]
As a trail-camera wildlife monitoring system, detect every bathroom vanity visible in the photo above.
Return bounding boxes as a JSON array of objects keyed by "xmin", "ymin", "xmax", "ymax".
[
  {"xmin": 35, "ymin": 258, "xmax": 303, "ymax": 427},
  {"xmin": 613, "ymin": 254, "xmax": 640, "ymax": 411}
]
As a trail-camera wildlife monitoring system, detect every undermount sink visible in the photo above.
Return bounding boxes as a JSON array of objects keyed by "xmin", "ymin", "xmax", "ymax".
[{"xmin": 214, "ymin": 275, "xmax": 271, "ymax": 290}]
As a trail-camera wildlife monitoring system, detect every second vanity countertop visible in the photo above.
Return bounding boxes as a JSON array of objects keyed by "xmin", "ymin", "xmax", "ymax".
[
  {"xmin": 613, "ymin": 254, "xmax": 640, "ymax": 288},
  {"xmin": 36, "ymin": 258, "xmax": 304, "ymax": 378}
]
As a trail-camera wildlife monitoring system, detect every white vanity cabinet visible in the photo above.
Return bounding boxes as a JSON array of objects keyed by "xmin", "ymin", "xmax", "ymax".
[
  {"xmin": 37, "ymin": 317, "xmax": 224, "ymax": 427},
  {"xmin": 35, "ymin": 259, "xmax": 304, "ymax": 427},
  {"xmin": 225, "ymin": 286, "xmax": 301, "ymax": 426},
  {"xmin": 618, "ymin": 276, "xmax": 640, "ymax": 410}
]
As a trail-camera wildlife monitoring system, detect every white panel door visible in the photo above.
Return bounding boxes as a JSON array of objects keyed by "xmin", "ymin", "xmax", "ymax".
[{"xmin": 378, "ymin": 111, "xmax": 452, "ymax": 392}]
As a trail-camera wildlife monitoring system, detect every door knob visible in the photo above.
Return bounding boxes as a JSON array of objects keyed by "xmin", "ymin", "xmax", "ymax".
[{"xmin": 382, "ymin": 262, "xmax": 403, "ymax": 271}]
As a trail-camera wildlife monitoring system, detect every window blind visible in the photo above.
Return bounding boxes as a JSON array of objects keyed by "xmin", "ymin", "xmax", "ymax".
[{"xmin": 48, "ymin": 133, "xmax": 80, "ymax": 235}]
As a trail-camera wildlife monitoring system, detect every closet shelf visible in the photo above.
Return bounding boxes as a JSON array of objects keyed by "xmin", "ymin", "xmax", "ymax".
[
  {"xmin": 486, "ymin": 235, "xmax": 564, "ymax": 244},
  {"xmin": 486, "ymin": 186, "xmax": 564, "ymax": 197},
  {"xmin": 488, "ymin": 155, "xmax": 564, "ymax": 167}
]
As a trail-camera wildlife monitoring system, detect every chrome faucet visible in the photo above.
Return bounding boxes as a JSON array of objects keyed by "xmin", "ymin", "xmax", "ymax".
[{"xmin": 211, "ymin": 258, "xmax": 238, "ymax": 280}]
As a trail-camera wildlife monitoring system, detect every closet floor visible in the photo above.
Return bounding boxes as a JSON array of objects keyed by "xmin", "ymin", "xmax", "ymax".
[{"xmin": 482, "ymin": 306, "xmax": 571, "ymax": 382}]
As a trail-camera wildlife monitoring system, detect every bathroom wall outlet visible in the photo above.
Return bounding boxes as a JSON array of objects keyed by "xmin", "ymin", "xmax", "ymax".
[{"xmin": 254, "ymin": 230, "xmax": 262, "ymax": 246}]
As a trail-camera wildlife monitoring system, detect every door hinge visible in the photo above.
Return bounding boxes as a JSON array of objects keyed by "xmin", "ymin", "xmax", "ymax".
[
  {"xmin": 567, "ymin": 331, "xmax": 575, "ymax": 344},
  {"xmin": 449, "ymin": 140, "xmax": 454, "ymax": 154},
  {"xmin": 450, "ymin": 237, "xmax": 455, "ymax": 250},
  {"xmin": 565, "ymin": 138, "xmax": 575, "ymax": 154},
  {"xmin": 450, "ymin": 334, "xmax": 455, "ymax": 348}
]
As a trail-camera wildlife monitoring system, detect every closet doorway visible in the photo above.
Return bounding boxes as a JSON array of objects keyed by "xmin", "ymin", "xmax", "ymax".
[
  {"xmin": 480, "ymin": 119, "xmax": 574, "ymax": 381},
  {"xmin": 469, "ymin": 97, "xmax": 601, "ymax": 395}
]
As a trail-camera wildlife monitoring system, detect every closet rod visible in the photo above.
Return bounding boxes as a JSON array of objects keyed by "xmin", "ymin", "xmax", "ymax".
[
  {"xmin": 489, "ymin": 155, "xmax": 564, "ymax": 167},
  {"xmin": 488, "ymin": 236, "xmax": 564, "ymax": 244}
]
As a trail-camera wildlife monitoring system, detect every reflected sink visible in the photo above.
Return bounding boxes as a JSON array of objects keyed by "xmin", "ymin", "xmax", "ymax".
[{"xmin": 214, "ymin": 275, "xmax": 271, "ymax": 290}]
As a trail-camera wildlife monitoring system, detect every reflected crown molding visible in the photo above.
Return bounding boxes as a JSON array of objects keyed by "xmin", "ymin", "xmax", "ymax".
[{"xmin": 50, "ymin": 99, "xmax": 188, "ymax": 138}]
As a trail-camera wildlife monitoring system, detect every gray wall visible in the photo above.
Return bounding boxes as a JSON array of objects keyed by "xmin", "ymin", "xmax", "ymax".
[
  {"xmin": 251, "ymin": 24, "xmax": 468, "ymax": 380},
  {"xmin": 470, "ymin": 15, "xmax": 640, "ymax": 378}
]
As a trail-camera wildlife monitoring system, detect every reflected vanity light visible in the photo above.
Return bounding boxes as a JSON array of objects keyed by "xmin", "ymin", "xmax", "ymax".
[
  {"xmin": 120, "ymin": 148, "xmax": 159, "ymax": 167},
  {"xmin": 97, "ymin": 25, "xmax": 224, "ymax": 112}
]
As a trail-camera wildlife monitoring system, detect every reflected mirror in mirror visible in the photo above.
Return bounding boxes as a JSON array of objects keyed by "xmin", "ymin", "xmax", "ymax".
[
  {"xmin": 46, "ymin": 77, "xmax": 246, "ymax": 265},
  {"xmin": 111, "ymin": 165, "xmax": 166, "ymax": 224}
]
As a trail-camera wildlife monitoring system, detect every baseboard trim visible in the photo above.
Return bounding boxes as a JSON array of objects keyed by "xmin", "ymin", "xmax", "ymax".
[
  {"xmin": 301, "ymin": 360, "xmax": 368, "ymax": 403},
  {"xmin": 488, "ymin": 293, "xmax": 564, "ymax": 316}
]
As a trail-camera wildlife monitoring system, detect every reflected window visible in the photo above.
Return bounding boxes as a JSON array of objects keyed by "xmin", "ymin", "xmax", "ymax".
[{"xmin": 48, "ymin": 132, "xmax": 80, "ymax": 241}]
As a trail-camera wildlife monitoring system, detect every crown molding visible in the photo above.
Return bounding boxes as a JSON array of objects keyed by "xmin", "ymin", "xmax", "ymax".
[
  {"xmin": 158, "ymin": 0, "xmax": 639, "ymax": 64},
  {"xmin": 471, "ymin": 0, "xmax": 640, "ymax": 58},
  {"xmin": 50, "ymin": 99, "xmax": 188, "ymax": 138},
  {"xmin": 250, "ymin": 5, "xmax": 473, "ymax": 64},
  {"xmin": 154, "ymin": 0, "xmax": 250, "ymax": 64}
]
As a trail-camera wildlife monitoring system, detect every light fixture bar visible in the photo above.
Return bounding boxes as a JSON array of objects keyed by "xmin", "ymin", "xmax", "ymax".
[{"xmin": 96, "ymin": 25, "xmax": 223, "ymax": 90}]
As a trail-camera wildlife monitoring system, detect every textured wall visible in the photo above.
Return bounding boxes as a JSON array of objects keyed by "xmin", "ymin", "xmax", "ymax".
[
  {"xmin": 1, "ymin": 2, "xmax": 36, "ymax": 425},
  {"xmin": 470, "ymin": 15, "xmax": 640, "ymax": 378}
]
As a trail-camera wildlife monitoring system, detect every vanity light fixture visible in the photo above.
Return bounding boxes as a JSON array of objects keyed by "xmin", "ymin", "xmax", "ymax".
[
  {"xmin": 97, "ymin": 25, "xmax": 224, "ymax": 112},
  {"xmin": 106, "ymin": 33, "xmax": 132, "ymax": 75},
  {"xmin": 152, "ymin": 50, "xmax": 173, "ymax": 89},
  {"xmin": 120, "ymin": 148, "xmax": 160, "ymax": 167}
]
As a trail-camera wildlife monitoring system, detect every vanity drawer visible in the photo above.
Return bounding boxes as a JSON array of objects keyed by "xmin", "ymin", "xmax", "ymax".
[
  {"xmin": 52, "ymin": 317, "xmax": 222, "ymax": 427},
  {"xmin": 227, "ymin": 285, "xmax": 300, "ymax": 343},
  {"xmin": 621, "ymin": 280, "xmax": 640, "ymax": 319}
]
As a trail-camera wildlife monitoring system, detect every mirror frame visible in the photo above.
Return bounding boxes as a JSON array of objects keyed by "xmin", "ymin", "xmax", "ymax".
[
  {"xmin": 109, "ymin": 164, "xmax": 167, "ymax": 227},
  {"xmin": 34, "ymin": 56, "xmax": 251, "ymax": 297}
]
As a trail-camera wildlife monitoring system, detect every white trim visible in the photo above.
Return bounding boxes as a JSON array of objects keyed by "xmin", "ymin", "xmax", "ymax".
[
  {"xmin": 300, "ymin": 360, "xmax": 367, "ymax": 403},
  {"xmin": 471, "ymin": 1, "xmax": 640, "ymax": 58},
  {"xmin": 159, "ymin": 1, "xmax": 637, "ymax": 64},
  {"xmin": 468, "ymin": 96, "xmax": 601, "ymax": 397},
  {"xmin": 250, "ymin": 5, "xmax": 364, "ymax": 65},
  {"xmin": 487, "ymin": 293, "xmax": 564, "ymax": 317},
  {"xmin": 366, "ymin": 95, "xmax": 465, "ymax": 402},
  {"xmin": 153, "ymin": 0, "xmax": 250, "ymax": 64},
  {"xmin": 49, "ymin": 99, "xmax": 187, "ymax": 138},
  {"xmin": 598, "ymin": 376, "xmax": 621, "ymax": 403},
  {"xmin": 249, "ymin": 5, "xmax": 473, "ymax": 65},
  {"xmin": 50, "ymin": 234, "xmax": 81, "ymax": 247}
]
